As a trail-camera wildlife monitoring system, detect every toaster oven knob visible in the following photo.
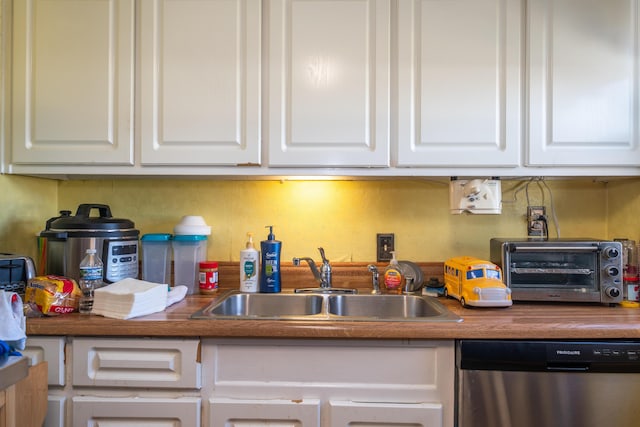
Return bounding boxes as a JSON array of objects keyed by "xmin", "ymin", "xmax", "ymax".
[
  {"xmin": 605, "ymin": 266, "xmax": 620, "ymax": 277},
  {"xmin": 604, "ymin": 247, "xmax": 620, "ymax": 259},
  {"xmin": 605, "ymin": 286, "xmax": 621, "ymax": 298}
]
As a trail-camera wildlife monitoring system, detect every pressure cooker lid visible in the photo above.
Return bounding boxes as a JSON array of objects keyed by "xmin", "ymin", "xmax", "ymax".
[{"xmin": 45, "ymin": 204, "xmax": 137, "ymax": 232}]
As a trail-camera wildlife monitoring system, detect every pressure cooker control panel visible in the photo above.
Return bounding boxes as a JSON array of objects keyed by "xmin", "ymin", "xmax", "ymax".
[{"xmin": 103, "ymin": 240, "xmax": 138, "ymax": 283}]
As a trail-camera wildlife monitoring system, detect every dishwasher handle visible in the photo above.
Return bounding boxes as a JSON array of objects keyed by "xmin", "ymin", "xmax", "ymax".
[{"xmin": 546, "ymin": 363, "xmax": 591, "ymax": 372}]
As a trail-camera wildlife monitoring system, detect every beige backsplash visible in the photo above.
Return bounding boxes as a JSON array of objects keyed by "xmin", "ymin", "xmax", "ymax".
[{"xmin": 3, "ymin": 175, "xmax": 638, "ymax": 264}]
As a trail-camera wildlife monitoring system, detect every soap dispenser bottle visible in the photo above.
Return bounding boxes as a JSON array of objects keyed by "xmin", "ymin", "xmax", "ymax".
[
  {"xmin": 383, "ymin": 251, "xmax": 404, "ymax": 294},
  {"xmin": 240, "ymin": 232, "xmax": 259, "ymax": 293},
  {"xmin": 260, "ymin": 225, "xmax": 282, "ymax": 293}
]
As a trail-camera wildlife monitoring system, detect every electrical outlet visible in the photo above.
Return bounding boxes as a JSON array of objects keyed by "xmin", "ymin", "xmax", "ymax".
[
  {"xmin": 377, "ymin": 233, "xmax": 395, "ymax": 262},
  {"xmin": 527, "ymin": 206, "xmax": 546, "ymax": 237}
]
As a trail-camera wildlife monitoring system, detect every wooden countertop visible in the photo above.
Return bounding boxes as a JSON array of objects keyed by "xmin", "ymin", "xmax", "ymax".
[{"xmin": 25, "ymin": 292, "xmax": 640, "ymax": 340}]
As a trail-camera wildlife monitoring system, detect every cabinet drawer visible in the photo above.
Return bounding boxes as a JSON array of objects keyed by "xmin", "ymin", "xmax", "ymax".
[
  {"xmin": 329, "ymin": 400, "xmax": 443, "ymax": 427},
  {"xmin": 72, "ymin": 396, "xmax": 200, "ymax": 426},
  {"xmin": 72, "ymin": 338, "xmax": 201, "ymax": 389},
  {"xmin": 209, "ymin": 397, "xmax": 320, "ymax": 427},
  {"xmin": 23, "ymin": 337, "xmax": 65, "ymax": 386}
]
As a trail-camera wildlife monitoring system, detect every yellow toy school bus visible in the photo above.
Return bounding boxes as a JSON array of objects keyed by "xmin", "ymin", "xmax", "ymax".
[{"xmin": 444, "ymin": 256, "xmax": 512, "ymax": 308}]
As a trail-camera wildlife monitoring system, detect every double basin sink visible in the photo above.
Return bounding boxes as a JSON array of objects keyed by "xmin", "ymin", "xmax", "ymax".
[{"xmin": 191, "ymin": 290, "xmax": 461, "ymax": 322}]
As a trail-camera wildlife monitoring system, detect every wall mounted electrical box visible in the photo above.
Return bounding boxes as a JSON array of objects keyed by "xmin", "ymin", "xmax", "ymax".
[{"xmin": 450, "ymin": 178, "xmax": 502, "ymax": 214}]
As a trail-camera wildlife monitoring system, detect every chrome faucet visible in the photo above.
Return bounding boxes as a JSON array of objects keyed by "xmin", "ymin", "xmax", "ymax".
[
  {"xmin": 293, "ymin": 248, "xmax": 356, "ymax": 294},
  {"xmin": 293, "ymin": 247, "xmax": 332, "ymax": 288},
  {"xmin": 367, "ymin": 264, "xmax": 381, "ymax": 294}
]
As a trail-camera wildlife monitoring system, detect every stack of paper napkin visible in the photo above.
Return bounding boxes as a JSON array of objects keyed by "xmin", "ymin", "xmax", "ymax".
[{"xmin": 93, "ymin": 278, "xmax": 187, "ymax": 320}]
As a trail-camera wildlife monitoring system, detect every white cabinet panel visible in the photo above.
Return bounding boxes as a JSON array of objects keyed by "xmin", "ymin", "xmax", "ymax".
[
  {"xmin": 72, "ymin": 338, "xmax": 201, "ymax": 388},
  {"xmin": 44, "ymin": 396, "xmax": 65, "ymax": 427},
  {"xmin": 397, "ymin": 0, "xmax": 522, "ymax": 167},
  {"xmin": 11, "ymin": 0, "xmax": 134, "ymax": 165},
  {"xmin": 72, "ymin": 396, "xmax": 200, "ymax": 426},
  {"xmin": 329, "ymin": 400, "xmax": 443, "ymax": 427},
  {"xmin": 268, "ymin": 0, "xmax": 390, "ymax": 167},
  {"xmin": 209, "ymin": 397, "xmax": 321, "ymax": 427},
  {"xmin": 140, "ymin": 0, "xmax": 261, "ymax": 165},
  {"xmin": 23, "ymin": 336, "xmax": 65, "ymax": 386},
  {"xmin": 203, "ymin": 339, "xmax": 455, "ymax": 427},
  {"xmin": 528, "ymin": 0, "xmax": 640, "ymax": 166}
]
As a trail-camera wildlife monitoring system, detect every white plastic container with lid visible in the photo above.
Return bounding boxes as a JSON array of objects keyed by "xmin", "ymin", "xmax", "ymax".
[
  {"xmin": 173, "ymin": 215, "xmax": 211, "ymax": 236},
  {"xmin": 141, "ymin": 233, "xmax": 172, "ymax": 286},
  {"xmin": 172, "ymin": 235, "xmax": 208, "ymax": 295},
  {"xmin": 172, "ymin": 215, "xmax": 211, "ymax": 295}
]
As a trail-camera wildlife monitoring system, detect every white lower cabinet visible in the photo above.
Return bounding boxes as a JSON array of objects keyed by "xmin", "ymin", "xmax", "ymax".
[
  {"xmin": 72, "ymin": 396, "xmax": 201, "ymax": 426},
  {"xmin": 201, "ymin": 339, "xmax": 455, "ymax": 427},
  {"xmin": 23, "ymin": 337, "xmax": 67, "ymax": 427},
  {"xmin": 26, "ymin": 336, "xmax": 202, "ymax": 427},
  {"xmin": 329, "ymin": 400, "xmax": 443, "ymax": 426},
  {"xmin": 28, "ymin": 336, "xmax": 454, "ymax": 427},
  {"xmin": 210, "ymin": 397, "xmax": 321, "ymax": 426}
]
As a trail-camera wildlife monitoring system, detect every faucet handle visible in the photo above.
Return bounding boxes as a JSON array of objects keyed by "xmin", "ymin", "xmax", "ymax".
[{"xmin": 318, "ymin": 247, "xmax": 329, "ymax": 264}]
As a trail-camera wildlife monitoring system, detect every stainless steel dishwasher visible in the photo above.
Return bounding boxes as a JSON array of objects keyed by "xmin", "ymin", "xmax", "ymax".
[{"xmin": 457, "ymin": 340, "xmax": 640, "ymax": 427}]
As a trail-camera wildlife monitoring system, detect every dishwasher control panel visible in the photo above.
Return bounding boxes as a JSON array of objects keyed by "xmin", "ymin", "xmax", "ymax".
[
  {"xmin": 459, "ymin": 340, "xmax": 640, "ymax": 372},
  {"xmin": 547, "ymin": 342, "xmax": 640, "ymax": 363}
]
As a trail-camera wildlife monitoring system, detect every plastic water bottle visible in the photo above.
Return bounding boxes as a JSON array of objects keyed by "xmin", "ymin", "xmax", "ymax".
[{"xmin": 78, "ymin": 248, "xmax": 103, "ymax": 314}]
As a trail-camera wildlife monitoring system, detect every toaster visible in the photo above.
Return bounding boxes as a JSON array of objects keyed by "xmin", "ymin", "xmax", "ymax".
[{"xmin": 0, "ymin": 253, "xmax": 36, "ymax": 296}]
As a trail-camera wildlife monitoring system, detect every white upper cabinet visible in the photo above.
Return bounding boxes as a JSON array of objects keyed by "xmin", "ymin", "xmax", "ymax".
[
  {"xmin": 528, "ymin": 0, "xmax": 640, "ymax": 166},
  {"xmin": 11, "ymin": 0, "xmax": 135, "ymax": 165},
  {"xmin": 396, "ymin": 0, "xmax": 522, "ymax": 167},
  {"xmin": 139, "ymin": 0, "xmax": 261, "ymax": 165},
  {"xmin": 267, "ymin": 0, "xmax": 391, "ymax": 167}
]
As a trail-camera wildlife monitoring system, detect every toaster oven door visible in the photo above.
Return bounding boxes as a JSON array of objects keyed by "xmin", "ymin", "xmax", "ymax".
[{"xmin": 504, "ymin": 244, "xmax": 618, "ymax": 302}]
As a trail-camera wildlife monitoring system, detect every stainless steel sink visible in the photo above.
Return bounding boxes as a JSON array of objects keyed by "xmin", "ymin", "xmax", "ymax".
[
  {"xmin": 326, "ymin": 294, "xmax": 458, "ymax": 320},
  {"xmin": 192, "ymin": 292, "xmax": 324, "ymax": 319},
  {"xmin": 191, "ymin": 291, "xmax": 461, "ymax": 322}
]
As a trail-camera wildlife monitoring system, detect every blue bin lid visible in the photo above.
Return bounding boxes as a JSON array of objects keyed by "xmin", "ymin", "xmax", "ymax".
[
  {"xmin": 141, "ymin": 233, "xmax": 172, "ymax": 242},
  {"xmin": 172, "ymin": 235, "xmax": 208, "ymax": 242}
]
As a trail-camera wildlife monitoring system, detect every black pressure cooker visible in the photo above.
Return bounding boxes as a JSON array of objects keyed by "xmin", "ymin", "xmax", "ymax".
[{"xmin": 40, "ymin": 204, "xmax": 139, "ymax": 283}]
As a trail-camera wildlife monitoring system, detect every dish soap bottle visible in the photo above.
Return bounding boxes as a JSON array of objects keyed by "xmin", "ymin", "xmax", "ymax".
[
  {"xmin": 260, "ymin": 225, "xmax": 282, "ymax": 293},
  {"xmin": 383, "ymin": 251, "xmax": 404, "ymax": 294},
  {"xmin": 240, "ymin": 232, "xmax": 259, "ymax": 293}
]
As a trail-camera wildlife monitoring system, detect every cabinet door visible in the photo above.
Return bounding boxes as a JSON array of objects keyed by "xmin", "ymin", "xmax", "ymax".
[
  {"xmin": 329, "ymin": 400, "xmax": 443, "ymax": 427},
  {"xmin": 139, "ymin": 0, "xmax": 261, "ymax": 165},
  {"xmin": 23, "ymin": 337, "xmax": 65, "ymax": 386},
  {"xmin": 72, "ymin": 396, "xmax": 200, "ymax": 426},
  {"xmin": 209, "ymin": 398, "xmax": 320, "ymax": 427},
  {"xmin": 11, "ymin": 0, "xmax": 134, "ymax": 165},
  {"xmin": 397, "ymin": 0, "xmax": 522, "ymax": 167},
  {"xmin": 267, "ymin": 0, "xmax": 390, "ymax": 167},
  {"xmin": 0, "ymin": 387, "xmax": 13, "ymax": 427},
  {"xmin": 528, "ymin": 0, "xmax": 640, "ymax": 166}
]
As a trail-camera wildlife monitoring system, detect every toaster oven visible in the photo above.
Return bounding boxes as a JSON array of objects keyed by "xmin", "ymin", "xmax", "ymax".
[{"xmin": 490, "ymin": 238, "xmax": 623, "ymax": 304}]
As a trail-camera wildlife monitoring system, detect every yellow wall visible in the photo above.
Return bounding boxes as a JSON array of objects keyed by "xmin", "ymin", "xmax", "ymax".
[
  {"xmin": 607, "ymin": 179, "xmax": 640, "ymax": 243},
  {"xmin": 53, "ymin": 177, "xmax": 609, "ymax": 262},
  {"xmin": 0, "ymin": 175, "xmax": 57, "ymax": 256},
  {"xmin": 1, "ymin": 175, "xmax": 624, "ymax": 263}
]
